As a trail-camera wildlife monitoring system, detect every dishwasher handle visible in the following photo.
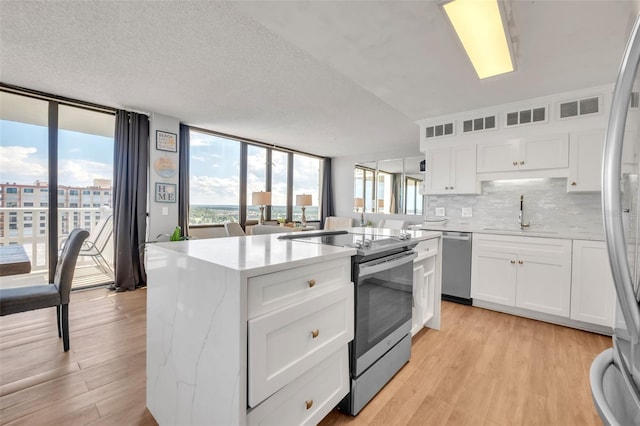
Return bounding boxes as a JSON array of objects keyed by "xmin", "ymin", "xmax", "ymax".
[{"xmin": 442, "ymin": 232, "xmax": 471, "ymax": 241}]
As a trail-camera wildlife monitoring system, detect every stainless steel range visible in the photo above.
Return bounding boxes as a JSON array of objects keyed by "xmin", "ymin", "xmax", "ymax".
[{"xmin": 280, "ymin": 229, "xmax": 417, "ymax": 415}]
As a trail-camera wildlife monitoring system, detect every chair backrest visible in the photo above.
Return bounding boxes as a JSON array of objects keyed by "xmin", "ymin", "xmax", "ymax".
[
  {"xmin": 54, "ymin": 228, "xmax": 90, "ymax": 304},
  {"xmin": 224, "ymin": 222, "xmax": 246, "ymax": 237},
  {"xmin": 324, "ymin": 216, "xmax": 353, "ymax": 230},
  {"xmin": 378, "ymin": 219, "xmax": 406, "ymax": 230},
  {"xmin": 251, "ymin": 225, "xmax": 293, "ymax": 235},
  {"xmin": 89, "ymin": 208, "xmax": 113, "ymax": 251}
]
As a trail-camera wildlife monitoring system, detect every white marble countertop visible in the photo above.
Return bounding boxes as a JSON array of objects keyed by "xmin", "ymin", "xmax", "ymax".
[
  {"xmin": 409, "ymin": 222, "xmax": 604, "ymax": 241},
  {"xmin": 148, "ymin": 233, "xmax": 356, "ymax": 275},
  {"xmin": 148, "ymin": 228, "xmax": 442, "ymax": 275}
]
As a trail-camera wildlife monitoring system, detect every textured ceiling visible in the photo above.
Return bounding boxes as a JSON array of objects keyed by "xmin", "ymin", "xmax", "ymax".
[{"xmin": 0, "ymin": 1, "xmax": 636, "ymax": 157}]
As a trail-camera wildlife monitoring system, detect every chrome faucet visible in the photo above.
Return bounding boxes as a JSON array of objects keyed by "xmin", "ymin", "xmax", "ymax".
[{"xmin": 519, "ymin": 195, "xmax": 530, "ymax": 228}]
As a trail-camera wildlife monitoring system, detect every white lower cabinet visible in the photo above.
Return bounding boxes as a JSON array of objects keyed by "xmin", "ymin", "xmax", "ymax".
[
  {"xmin": 247, "ymin": 284, "xmax": 353, "ymax": 406},
  {"xmin": 412, "ymin": 237, "xmax": 441, "ymax": 334},
  {"xmin": 246, "ymin": 258, "xmax": 354, "ymax": 424},
  {"xmin": 570, "ymin": 240, "xmax": 615, "ymax": 327},
  {"xmin": 247, "ymin": 347, "xmax": 349, "ymax": 426},
  {"xmin": 472, "ymin": 234, "xmax": 572, "ymax": 317}
]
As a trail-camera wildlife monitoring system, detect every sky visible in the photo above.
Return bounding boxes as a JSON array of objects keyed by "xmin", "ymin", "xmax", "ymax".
[
  {"xmin": 1, "ymin": 120, "xmax": 321, "ymax": 207},
  {"xmin": 189, "ymin": 131, "xmax": 321, "ymax": 206},
  {"xmin": 0, "ymin": 120, "xmax": 113, "ymax": 187}
]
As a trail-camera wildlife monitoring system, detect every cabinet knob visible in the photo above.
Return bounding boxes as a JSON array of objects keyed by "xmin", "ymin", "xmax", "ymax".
[
  {"xmin": 450, "ymin": 186, "xmax": 454, "ymax": 190},
  {"xmin": 305, "ymin": 400, "xmax": 314, "ymax": 410},
  {"xmin": 518, "ymin": 260, "xmax": 524, "ymax": 265},
  {"xmin": 308, "ymin": 279, "xmax": 316, "ymax": 288},
  {"xmin": 520, "ymin": 161, "xmax": 525, "ymax": 165},
  {"xmin": 571, "ymin": 181, "xmax": 577, "ymax": 186},
  {"xmin": 510, "ymin": 260, "xmax": 516, "ymax": 264},
  {"xmin": 311, "ymin": 329, "xmax": 319, "ymax": 338},
  {"xmin": 513, "ymin": 161, "xmax": 518, "ymax": 166},
  {"xmin": 445, "ymin": 186, "xmax": 449, "ymax": 190}
]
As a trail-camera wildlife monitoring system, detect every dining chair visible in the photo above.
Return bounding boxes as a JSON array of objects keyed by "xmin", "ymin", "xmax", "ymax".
[
  {"xmin": 0, "ymin": 228, "xmax": 89, "ymax": 352},
  {"xmin": 224, "ymin": 222, "xmax": 246, "ymax": 237},
  {"xmin": 378, "ymin": 219, "xmax": 406, "ymax": 230},
  {"xmin": 324, "ymin": 216, "xmax": 353, "ymax": 230}
]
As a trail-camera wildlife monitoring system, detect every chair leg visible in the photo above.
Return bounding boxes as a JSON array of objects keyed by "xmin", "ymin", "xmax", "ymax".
[
  {"xmin": 56, "ymin": 305, "xmax": 62, "ymax": 338},
  {"xmin": 61, "ymin": 304, "xmax": 70, "ymax": 352}
]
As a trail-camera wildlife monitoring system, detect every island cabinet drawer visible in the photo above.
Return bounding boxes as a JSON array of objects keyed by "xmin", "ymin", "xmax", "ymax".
[
  {"xmin": 414, "ymin": 238, "xmax": 439, "ymax": 259},
  {"xmin": 247, "ymin": 283, "xmax": 354, "ymax": 407},
  {"xmin": 247, "ymin": 346, "xmax": 349, "ymax": 426},
  {"xmin": 248, "ymin": 257, "xmax": 351, "ymax": 319}
]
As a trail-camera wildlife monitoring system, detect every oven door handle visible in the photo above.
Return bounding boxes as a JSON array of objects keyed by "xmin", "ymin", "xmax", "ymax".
[{"xmin": 358, "ymin": 251, "xmax": 417, "ymax": 279}]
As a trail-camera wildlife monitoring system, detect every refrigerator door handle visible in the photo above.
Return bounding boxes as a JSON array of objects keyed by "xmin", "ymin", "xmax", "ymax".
[{"xmin": 603, "ymin": 15, "xmax": 640, "ymax": 342}]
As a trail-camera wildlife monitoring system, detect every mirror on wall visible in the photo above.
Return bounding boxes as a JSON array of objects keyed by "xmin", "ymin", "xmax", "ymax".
[{"xmin": 353, "ymin": 156, "xmax": 424, "ymax": 216}]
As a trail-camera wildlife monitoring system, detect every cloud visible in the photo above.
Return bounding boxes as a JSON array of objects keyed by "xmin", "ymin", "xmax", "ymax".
[
  {"xmin": 58, "ymin": 159, "xmax": 113, "ymax": 187},
  {"xmin": 190, "ymin": 175, "xmax": 240, "ymax": 205},
  {"xmin": 0, "ymin": 146, "xmax": 47, "ymax": 183}
]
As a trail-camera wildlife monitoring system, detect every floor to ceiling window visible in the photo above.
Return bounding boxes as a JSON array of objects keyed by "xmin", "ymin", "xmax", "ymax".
[
  {"xmin": 0, "ymin": 89, "xmax": 115, "ymax": 289},
  {"xmin": 293, "ymin": 153, "xmax": 321, "ymax": 222},
  {"xmin": 270, "ymin": 150, "xmax": 289, "ymax": 221},
  {"xmin": 188, "ymin": 128, "xmax": 323, "ymax": 227},
  {"xmin": 246, "ymin": 145, "xmax": 267, "ymax": 223},
  {"xmin": 188, "ymin": 131, "xmax": 241, "ymax": 225}
]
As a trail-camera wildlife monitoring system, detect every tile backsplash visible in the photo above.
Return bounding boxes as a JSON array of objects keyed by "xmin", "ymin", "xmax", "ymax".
[{"xmin": 426, "ymin": 178, "xmax": 603, "ymax": 233}]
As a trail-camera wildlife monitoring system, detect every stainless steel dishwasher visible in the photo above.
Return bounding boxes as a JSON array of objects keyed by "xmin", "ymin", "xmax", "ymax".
[{"xmin": 441, "ymin": 231, "xmax": 473, "ymax": 305}]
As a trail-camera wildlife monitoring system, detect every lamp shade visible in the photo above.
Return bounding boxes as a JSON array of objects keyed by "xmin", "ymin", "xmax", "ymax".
[
  {"xmin": 296, "ymin": 194, "xmax": 312, "ymax": 207},
  {"xmin": 252, "ymin": 191, "xmax": 272, "ymax": 206},
  {"xmin": 378, "ymin": 199, "xmax": 384, "ymax": 208},
  {"xmin": 354, "ymin": 198, "xmax": 364, "ymax": 208}
]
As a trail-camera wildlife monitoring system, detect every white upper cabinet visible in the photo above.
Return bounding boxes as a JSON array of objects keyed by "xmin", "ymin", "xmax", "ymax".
[
  {"xmin": 477, "ymin": 133, "xmax": 569, "ymax": 173},
  {"xmin": 567, "ymin": 128, "xmax": 637, "ymax": 192},
  {"xmin": 567, "ymin": 129, "xmax": 604, "ymax": 192},
  {"xmin": 425, "ymin": 145, "xmax": 477, "ymax": 195}
]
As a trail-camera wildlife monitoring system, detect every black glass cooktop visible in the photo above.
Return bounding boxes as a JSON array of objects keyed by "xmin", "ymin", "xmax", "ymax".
[{"xmin": 278, "ymin": 229, "xmax": 415, "ymax": 254}]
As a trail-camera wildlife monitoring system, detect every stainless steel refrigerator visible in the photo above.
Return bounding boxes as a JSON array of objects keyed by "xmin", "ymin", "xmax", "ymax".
[{"xmin": 591, "ymin": 14, "xmax": 640, "ymax": 425}]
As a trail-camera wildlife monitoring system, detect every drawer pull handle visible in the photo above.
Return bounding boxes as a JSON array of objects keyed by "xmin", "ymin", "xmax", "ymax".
[
  {"xmin": 308, "ymin": 279, "xmax": 316, "ymax": 288},
  {"xmin": 305, "ymin": 400, "xmax": 314, "ymax": 410},
  {"xmin": 510, "ymin": 260, "xmax": 516, "ymax": 264},
  {"xmin": 311, "ymin": 329, "xmax": 319, "ymax": 338},
  {"xmin": 518, "ymin": 260, "xmax": 524, "ymax": 265}
]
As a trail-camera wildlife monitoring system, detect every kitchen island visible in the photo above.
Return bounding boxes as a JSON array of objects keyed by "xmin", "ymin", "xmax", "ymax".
[{"xmin": 145, "ymin": 229, "xmax": 441, "ymax": 425}]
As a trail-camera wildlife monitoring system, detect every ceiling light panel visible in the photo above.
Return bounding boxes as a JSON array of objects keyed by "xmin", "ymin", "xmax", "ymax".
[{"xmin": 443, "ymin": 0, "xmax": 515, "ymax": 79}]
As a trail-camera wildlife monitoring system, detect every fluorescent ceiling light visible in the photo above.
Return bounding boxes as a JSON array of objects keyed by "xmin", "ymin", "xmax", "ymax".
[{"xmin": 442, "ymin": 0, "xmax": 515, "ymax": 79}]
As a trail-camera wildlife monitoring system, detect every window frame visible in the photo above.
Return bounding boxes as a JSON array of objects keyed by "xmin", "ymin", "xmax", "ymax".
[{"xmin": 187, "ymin": 127, "xmax": 325, "ymax": 228}]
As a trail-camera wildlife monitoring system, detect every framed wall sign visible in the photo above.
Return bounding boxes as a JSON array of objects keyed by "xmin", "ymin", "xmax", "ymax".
[
  {"xmin": 155, "ymin": 182, "xmax": 177, "ymax": 203},
  {"xmin": 156, "ymin": 130, "xmax": 177, "ymax": 152}
]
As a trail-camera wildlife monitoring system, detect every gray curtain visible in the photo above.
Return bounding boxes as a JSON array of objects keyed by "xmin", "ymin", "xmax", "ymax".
[
  {"xmin": 178, "ymin": 124, "xmax": 190, "ymax": 237},
  {"xmin": 320, "ymin": 158, "xmax": 334, "ymax": 228},
  {"xmin": 113, "ymin": 110, "xmax": 149, "ymax": 291}
]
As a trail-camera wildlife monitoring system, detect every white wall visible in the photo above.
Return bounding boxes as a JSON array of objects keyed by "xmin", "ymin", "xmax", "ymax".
[{"xmin": 148, "ymin": 113, "xmax": 180, "ymax": 241}]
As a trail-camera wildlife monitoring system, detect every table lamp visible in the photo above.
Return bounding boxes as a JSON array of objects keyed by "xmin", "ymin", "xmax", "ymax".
[
  {"xmin": 354, "ymin": 197, "xmax": 365, "ymax": 226},
  {"xmin": 296, "ymin": 194, "xmax": 312, "ymax": 227},
  {"xmin": 252, "ymin": 191, "xmax": 272, "ymax": 225},
  {"xmin": 378, "ymin": 199, "xmax": 384, "ymax": 213}
]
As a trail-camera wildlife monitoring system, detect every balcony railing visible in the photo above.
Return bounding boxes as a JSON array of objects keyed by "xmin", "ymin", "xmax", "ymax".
[{"xmin": 0, "ymin": 207, "xmax": 113, "ymax": 289}]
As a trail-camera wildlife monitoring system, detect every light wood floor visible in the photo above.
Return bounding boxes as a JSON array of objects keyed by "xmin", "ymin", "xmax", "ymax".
[{"xmin": 0, "ymin": 288, "xmax": 611, "ymax": 426}]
